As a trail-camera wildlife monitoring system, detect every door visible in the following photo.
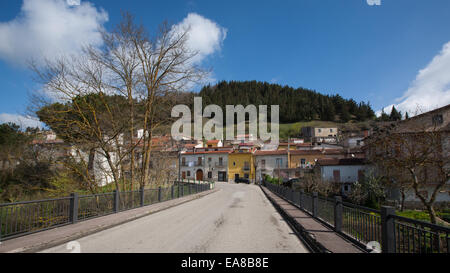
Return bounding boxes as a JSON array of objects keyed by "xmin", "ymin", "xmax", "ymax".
[
  {"xmin": 196, "ymin": 169, "xmax": 203, "ymax": 181},
  {"xmin": 218, "ymin": 172, "xmax": 226, "ymax": 182},
  {"xmin": 333, "ymin": 170, "xmax": 340, "ymax": 183}
]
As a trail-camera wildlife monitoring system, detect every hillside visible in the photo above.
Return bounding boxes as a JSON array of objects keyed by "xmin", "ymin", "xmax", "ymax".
[{"xmin": 199, "ymin": 81, "xmax": 376, "ymax": 123}]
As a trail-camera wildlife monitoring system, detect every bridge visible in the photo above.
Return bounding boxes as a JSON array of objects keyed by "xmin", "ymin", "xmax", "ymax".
[
  {"xmin": 0, "ymin": 183, "xmax": 308, "ymax": 253},
  {"xmin": 1, "ymin": 181, "xmax": 448, "ymax": 253}
]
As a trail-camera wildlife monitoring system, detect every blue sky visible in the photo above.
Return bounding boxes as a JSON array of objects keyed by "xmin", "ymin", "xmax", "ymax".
[{"xmin": 1, "ymin": 0, "xmax": 450, "ymax": 127}]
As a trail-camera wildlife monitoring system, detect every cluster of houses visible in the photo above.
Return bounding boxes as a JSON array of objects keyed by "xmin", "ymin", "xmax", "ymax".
[
  {"xmin": 178, "ymin": 131, "xmax": 368, "ymax": 196},
  {"xmin": 23, "ymin": 104, "xmax": 450, "ymax": 204}
]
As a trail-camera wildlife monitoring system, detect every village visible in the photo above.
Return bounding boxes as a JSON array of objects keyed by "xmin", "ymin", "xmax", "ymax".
[{"xmin": 23, "ymin": 104, "xmax": 450, "ymax": 212}]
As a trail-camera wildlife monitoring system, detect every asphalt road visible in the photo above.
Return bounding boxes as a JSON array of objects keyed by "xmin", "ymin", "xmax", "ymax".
[{"xmin": 41, "ymin": 183, "xmax": 308, "ymax": 253}]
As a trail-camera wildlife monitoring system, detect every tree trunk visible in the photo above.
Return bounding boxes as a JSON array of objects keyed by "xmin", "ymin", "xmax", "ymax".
[
  {"xmin": 425, "ymin": 204, "xmax": 438, "ymax": 224},
  {"xmin": 400, "ymin": 189, "xmax": 406, "ymax": 212},
  {"xmin": 87, "ymin": 148, "xmax": 96, "ymax": 182}
]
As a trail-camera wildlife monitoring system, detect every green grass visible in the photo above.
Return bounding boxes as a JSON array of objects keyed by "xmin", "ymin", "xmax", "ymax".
[{"xmin": 396, "ymin": 210, "xmax": 450, "ymax": 226}]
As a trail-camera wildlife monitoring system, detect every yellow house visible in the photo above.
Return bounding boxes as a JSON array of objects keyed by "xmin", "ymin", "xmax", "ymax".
[{"xmin": 228, "ymin": 148, "xmax": 255, "ymax": 182}]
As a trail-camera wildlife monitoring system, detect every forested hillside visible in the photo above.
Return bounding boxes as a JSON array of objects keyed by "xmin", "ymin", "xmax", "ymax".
[{"xmin": 199, "ymin": 81, "xmax": 376, "ymax": 123}]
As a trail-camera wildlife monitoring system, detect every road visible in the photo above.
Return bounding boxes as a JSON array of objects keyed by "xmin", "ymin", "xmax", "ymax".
[{"xmin": 41, "ymin": 183, "xmax": 308, "ymax": 253}]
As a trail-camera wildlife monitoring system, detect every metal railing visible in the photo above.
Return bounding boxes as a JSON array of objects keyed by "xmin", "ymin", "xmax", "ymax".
[
  {"xmin": 263, "ymin": 181, "xmax": 450, "ymax": 253},
  {"xmin": 0, "ymin": 181, "xmax": 214, "ymax": 241},
  {"xmin": 392, "ymin": 214, "xmax": 449, "ymax": 253}
]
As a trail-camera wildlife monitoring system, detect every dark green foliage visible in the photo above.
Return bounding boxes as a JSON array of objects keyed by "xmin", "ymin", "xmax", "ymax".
[
  {"xmin": 389, "ymin": 106, "xmax": 402, "ymax": 121},
  {"xmin": 199, "ymin": 81, "xmax": 376, "ymax": 123}
]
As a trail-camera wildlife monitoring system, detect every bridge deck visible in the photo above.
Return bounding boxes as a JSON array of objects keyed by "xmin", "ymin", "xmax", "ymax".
[
  {"xmin": 0, "ymin": 189, "xmax": 217, "ymax": 253},
  {"xmin": 261, "ymin": 186, "xmax": 363, "ymax": 253}
]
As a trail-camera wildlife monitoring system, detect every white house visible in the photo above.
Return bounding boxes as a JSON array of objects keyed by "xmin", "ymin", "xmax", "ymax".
[
  {"xmin": 180, "ymin": 148, "xmax": 232, "ymax": 182},
  {"xmin": 254, "ymin": 150, "xmax": 289, "ymax": 182},
  {"xmin": 316, "ymin": 158, "xmax": 371, "ymax": 196}
]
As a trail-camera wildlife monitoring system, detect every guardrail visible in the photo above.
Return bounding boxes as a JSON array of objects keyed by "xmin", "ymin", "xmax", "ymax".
[
  {"xmin": 264, "ymin": 182, "xmax": 450, "ymax": 253},
  {"xmin": 0, "ymin": 180, "xmax": 214, "ymax": 242}
]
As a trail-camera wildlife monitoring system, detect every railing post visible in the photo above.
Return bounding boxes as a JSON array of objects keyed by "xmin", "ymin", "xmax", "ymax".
[
  {"xmin": 171, "ymin": 185, "xmax": 174, "ymax": 199},
  {"xmin": 69, "ymin": 193, "xmax": 78, "ymax": 224},
  {"xmin": 312, "ymin": 192, "xmax": 318, "ymax": 217},
  {"xmin": 299, "ymin": 190, "xmax": 304, "ymax": 208},
  {"xmin": 189, "ymin": 183, "xmax": 191, "ymax": 195},
  {"xmin": 114, "ymin": 190, "xmax": 119, "ymax": 213},
  {"xmin": 381, "ymin": 206, "xmax": 396, "ymax": 253},
  {"xmin": 158, "ymin": 187, "xmax": 162, "ymax": 202},
  {"xmin": 140, "ymin": 187, "xmax": 145, "ymax": 207},
  {"xmin": 334, "ymin": 196, "xmax": 342, "ymax": 232}
]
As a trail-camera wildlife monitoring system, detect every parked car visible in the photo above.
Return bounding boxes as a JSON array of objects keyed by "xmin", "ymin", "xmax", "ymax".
[
  {"xmin": 235, "ymin": 177, "xmax": 250, "ymax": 184},
  {"xmin": 282, "ymin": 178, "xmax": 299, "ymax": 188}
]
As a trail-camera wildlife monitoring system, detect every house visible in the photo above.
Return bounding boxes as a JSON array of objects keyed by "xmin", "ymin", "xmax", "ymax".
[
  {"xmin": 301, "ymin": 127, "xmax": 338, "ymax": 143},
  {"xmin": 228, "ymin": 147, "xmax": 256, "ymax": 183},
  {"xmin": 205, "ymin": 139, "xmax": 223, "ymax": 148},
  {"xmin": 180, "ymin": 151, "xmax": 206, "ymax": 181},
  {"xmin": 180, "ymin": 147, "xmax": 233, "ymax": 182},
  {"xmin": 365, "ymin": 104, "xmax": 450, "ymax": 205},
  {"xmin": 254, "ymin": 150, "xmax": 289, "ymax": 183},
  {"xmin": 201, "ymin": 150, "xmax": 231, "ymax": 182},
  {"xmin": 316, "ymin": 158, "xmax": 371, "ymax": 196},
  {"xmin": 342, "ymin": 136, "xmax": 365, "ymax": 148}
]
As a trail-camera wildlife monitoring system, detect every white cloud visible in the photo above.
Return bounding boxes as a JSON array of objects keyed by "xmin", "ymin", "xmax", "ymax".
[
  {"xmin": 172, "ymin": 13, "xmax": 227, "ymax": 64},
  {"xmin": 0, "ymin": 0, "xmax": 108, "ymax": 66},
  {"xmin": 378, "ymin": 41, "xmax": 450, "ymax": 116},
  {"xmin": 0, "ymin": 113, "xmax": 44, "ymax": 129}
]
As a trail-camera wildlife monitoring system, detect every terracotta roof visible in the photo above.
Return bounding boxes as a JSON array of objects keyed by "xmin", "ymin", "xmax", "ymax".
[
  {"xmin": 32, "ymin": 139, "xmax": 65, "ymax": 145},
  {"xmin": 316, "ymin": 158, "xmax": 367, "ymax": 166},
  {"xmin": 206, "ymin": 140, "xmax": 221, "ymax": 144},
  {"xmin": 182, "ymin": 150, "xmax": 232, "ymax": 155},
  {"xmin": 254, "ymin": 150, "xmax": 288, "ymax": 156},
  {"xmin": 289, "ymin": 149, "xmax": 345, "ymax": 155}
]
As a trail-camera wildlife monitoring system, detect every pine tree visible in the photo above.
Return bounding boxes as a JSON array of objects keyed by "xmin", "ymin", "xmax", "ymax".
[
  {"xmin": 380, "ymin": 108, "xmax": 390, "ymax": 122},
  {"xmin": 389, "ymin": 106, "xmax": 402, "ymax": 121}
]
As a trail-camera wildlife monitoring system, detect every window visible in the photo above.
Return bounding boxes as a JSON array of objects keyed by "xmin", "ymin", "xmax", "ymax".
[
  {"xmin": 244, "ymin": 161, "xmax": 250, "ymax": 170},
  {"xmin": 358, "ymin": 170, "xmax": 365, "ymax": 181},
  {"xmin": 330, "ymin": 129, "xmax": 333, "ymax": 133},
  {"xmin": 318, "ymin": 129, "xmax": 322, "ymax": 133},
  {"xmin": 182, "ymin": 157, "xmax": 186, "ymax": 166},
  {"xmin": 219, "ymin": 157, "xmax": 223, "ymax": 166},
  {"xmin": 233, "ymin": 162, "xmax": 236, "ymax": 166},
  {"xmin": 208, "ymin": 157, "xmax": 212, "ymax": 163},
  {"xmin": 208, "ymin": 172, "xmax": 212, "ymax": 179},
  {"xmin": 432, "ymin": 114, "xmax": 443, "ymax": 126},
  {"xmin": 333, "ymin": 170, "xmax": 340, "ymax": 183},
  {"xmin": 187, "ymin": 171, "xmax": 191, "ymax": 177},
  {"xmin": 244, "ymin": 173, "xmax": 249, "ymax": 179},
  {"xmin": 261, "ymin": 160, "xmax": 266, "ymax": 169},
  {"xmin": 301, "ymin": 158, "xmax": 306, "ymax": 165},
  {"xmin": 276, "ymin": 158, "xmax": 283, "ymax": 168},
  {"xmin": 356, "ymin": 140, "xmax": 361, "ymax": 146}
]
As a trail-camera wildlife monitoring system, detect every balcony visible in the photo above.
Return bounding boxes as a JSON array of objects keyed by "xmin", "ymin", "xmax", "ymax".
[
  {"xmin": 243, "ymin": 166, "xmax": 251, "ymax": 171},
  {"xmin": 194, "ymin": 161, "xmax": 204, "ymax": 167},
  {"xmin": 215, "ymin": 162, "xmax": 226, "ymax": 168}
]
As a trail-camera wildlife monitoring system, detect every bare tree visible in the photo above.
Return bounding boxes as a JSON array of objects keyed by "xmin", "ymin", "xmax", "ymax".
[
  {"xmin": 30, "ymin": 13, "xmax": 207, "ymax": 192},
  {"xmin": 366, "ymin": 115, "xmax": 449, "ymax": 224}
]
